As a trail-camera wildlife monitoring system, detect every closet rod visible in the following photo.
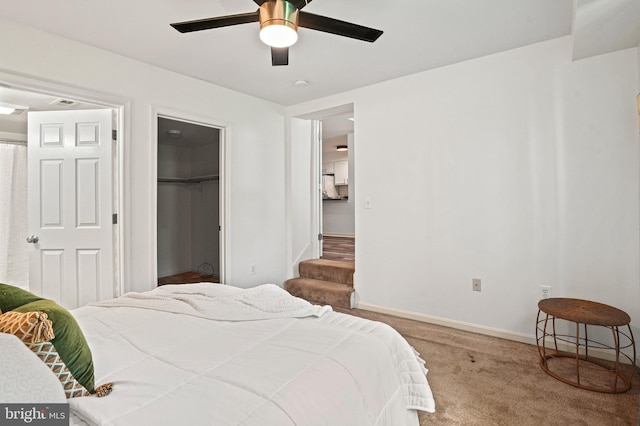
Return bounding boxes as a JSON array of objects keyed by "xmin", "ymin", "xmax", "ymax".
[{"xmin": 157, "ymin": 174, "xmax": 219, "ymax": 184}]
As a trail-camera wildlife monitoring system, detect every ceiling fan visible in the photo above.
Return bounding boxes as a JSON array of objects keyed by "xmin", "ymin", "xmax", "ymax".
[{"xmin": 170, "ymin": 0, "xmax": 383, "ymax": 66}]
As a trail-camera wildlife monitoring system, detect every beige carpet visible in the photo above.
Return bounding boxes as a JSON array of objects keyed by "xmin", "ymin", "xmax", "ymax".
[
  {"xmin": 337, "ymin": 308, "xmax": 640, "ymax": 426},
  {"xmin": 285, "ymin": 259, "xmax": 355, "ymax": 309}
]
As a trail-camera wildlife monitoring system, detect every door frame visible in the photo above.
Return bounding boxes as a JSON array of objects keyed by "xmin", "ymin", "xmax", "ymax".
[
  {"xmin": 0, "ymin": 70, "xmax": 128, "ymax": 298},
  {"xmin": 151, "ymin": 107, "xmax": 229, "ymax": 284},
  {"xmin": 291, "ymin": 103, "xmax": 355, "ymax": 263},
  {"xmin": 314, "ymin": 120, "xmax": 323, "ymax": 258}
]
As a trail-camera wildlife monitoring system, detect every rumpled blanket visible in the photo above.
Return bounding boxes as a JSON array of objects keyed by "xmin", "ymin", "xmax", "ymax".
[{"xmin": 90, "ymin": 283, "xmax": 332, "ymax": 321}]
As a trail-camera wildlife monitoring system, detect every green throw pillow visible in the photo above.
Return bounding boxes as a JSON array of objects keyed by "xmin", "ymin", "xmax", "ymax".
[
  {"xmin": 14, "ymin": 299, "xmax": 95, "ymax": 393},
  {"xmin": 0, "ymin": 283, "xmax": 110, "ymax": 398},
  {"xmin": 0, "ymin": 283, "xmax": 44, "ymax": 312}
]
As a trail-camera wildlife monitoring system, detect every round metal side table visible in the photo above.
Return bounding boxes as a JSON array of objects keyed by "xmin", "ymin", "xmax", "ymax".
[{"xmin": 536, "ymin": 298, "xmax": 636, "ymax": 393}]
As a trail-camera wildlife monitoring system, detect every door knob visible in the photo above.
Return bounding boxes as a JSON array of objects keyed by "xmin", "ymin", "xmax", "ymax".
[{"xmin": 26, "ymin": 235, "xmax": 39, "ymax": 244}]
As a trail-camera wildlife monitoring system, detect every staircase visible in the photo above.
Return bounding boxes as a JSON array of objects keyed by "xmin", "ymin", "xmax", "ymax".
[{"xmin": 284, "ymin": 259, "xmax": 355, "ymax": 309}]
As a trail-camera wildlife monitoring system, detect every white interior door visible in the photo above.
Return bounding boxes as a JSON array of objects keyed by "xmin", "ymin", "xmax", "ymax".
[
  {"xmin": 27, "ymin": 109, "xmax": 113, "ymax": 309},
  {"xmin": 289, "ymin": 118, "xmax": 322, "ymax": 275}
]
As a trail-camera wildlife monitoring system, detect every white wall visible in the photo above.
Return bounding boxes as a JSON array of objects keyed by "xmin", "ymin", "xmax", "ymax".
[
  {"xmin": 288, "ymin": 36, "xmax": 640, "ymax": 339},
  {"xmin": 0, "ymin": 18, "xmax": 287, "ymax": 292},
  {"xmin": 190, "ymin": 141, "xmax": 220, "ymax": 276},
  {"xmin": 558, "ymin": 51, "xmax": 639, "ymax": 321},
  {"xmin": 157, "ymin": 144, "xmax": 193, "ymax": 277}
]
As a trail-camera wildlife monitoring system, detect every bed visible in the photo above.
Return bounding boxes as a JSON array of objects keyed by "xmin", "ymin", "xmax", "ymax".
[{"xmin": 2, "ymin": 283, "xmax": 435, "ymax": 425}]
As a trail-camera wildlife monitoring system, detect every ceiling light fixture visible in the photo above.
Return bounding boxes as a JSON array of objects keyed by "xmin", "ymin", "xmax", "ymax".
[
  {"xmin": 259, "ymin": 0, "xmax": 299, "ymax": 48},
  {"xmin": 0, "ymin": 102, "xmax": 28, "ymax": 115},
  {"xmin": 51, "ymin": 98, "xmax": 78, "ymax": 107},
  {"xmin": 336, "ymin": 145, "xmax": 348, "ymax": 151}
]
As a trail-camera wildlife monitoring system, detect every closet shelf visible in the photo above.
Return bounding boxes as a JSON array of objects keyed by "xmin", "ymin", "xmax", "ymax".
[{"xmin": 158, "ymin": 174, "xmax": 219, "ymax": 184}]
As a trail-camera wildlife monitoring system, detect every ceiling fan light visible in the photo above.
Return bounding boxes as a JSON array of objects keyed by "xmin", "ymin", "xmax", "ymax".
[
  {"xmin": 259, "ymin": 0, "xmax": 299, "ymax": 48},
  {"xmin": 260, "ymin": 23, "xmax": 298, "ymax": 47}
]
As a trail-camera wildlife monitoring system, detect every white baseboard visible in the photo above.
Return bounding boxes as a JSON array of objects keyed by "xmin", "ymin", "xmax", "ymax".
[
  {"xmin": 356, "ymin": 302, "xmax": 535, "ymax": 345},
  {"xmin": 356, "ymin": 302, "xmax": 640, "ymax": 366},
  {"xmin": 323, "ymin": 232, "xmax": 355, "ymax": 238}
]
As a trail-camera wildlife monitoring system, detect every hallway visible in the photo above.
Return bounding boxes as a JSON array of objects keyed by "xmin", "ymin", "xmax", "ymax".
[{"xmin": 321, "ymin": 236, "xmax": 354, "ymax": 262}]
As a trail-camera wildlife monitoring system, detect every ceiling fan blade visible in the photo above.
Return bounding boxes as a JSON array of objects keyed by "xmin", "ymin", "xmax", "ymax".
[
  {"xmin": 171, "ymin": 11, "xmax": 259, "ymax": 33},
  {"xmin": 271, "ymin": 47, "xmax": 289, "ymax": 66},
  {"xmin": 290, "ymin": 0, "xmax": 313, "ymax": 10},
  {"xmin": 298, "ymin": 12, "xmax": 383, "ymax": 42}
]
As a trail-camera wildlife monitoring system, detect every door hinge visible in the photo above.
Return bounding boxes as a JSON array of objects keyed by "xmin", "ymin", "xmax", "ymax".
[
  {"xmin": 112, "ymin": 213, "xmax": 118, "ymax": 224},
  {"xmin": 318, "ymin": 233, "xmax": 323, "ymax": 241},
  {"xmin": 112, "ymin": 129, "xmax": 117, "ymax": 140}
]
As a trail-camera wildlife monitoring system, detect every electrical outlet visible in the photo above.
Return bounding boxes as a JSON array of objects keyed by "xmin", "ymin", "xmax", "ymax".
[
  {"xmin": 472, "ymin": 278, "xmax": 481, "ymax": 292},
  {"xmin": 250, "ymin": 264, "xmax": 257, "ymax": 275},
  {"xmin": 540, "ymin": 285, "xmax": 551, "ymax": 299}
]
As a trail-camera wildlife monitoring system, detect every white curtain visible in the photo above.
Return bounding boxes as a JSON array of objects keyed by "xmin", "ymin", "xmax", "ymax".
[{"xmin": 0, "ymin": 139, "xmax": 28, "ymax": 289}]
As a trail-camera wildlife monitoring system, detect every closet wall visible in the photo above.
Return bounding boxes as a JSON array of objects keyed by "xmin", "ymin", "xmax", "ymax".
[{"xmin": 157, "ymin": 118, "xmax": 220, "ymax": 282}]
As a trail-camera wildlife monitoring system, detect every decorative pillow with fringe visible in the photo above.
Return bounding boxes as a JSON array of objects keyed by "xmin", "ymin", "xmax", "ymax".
[
  {"xmin": 0, "ymin": 283, "xmax": 113, "ymax": 399},
  {"xmin": 0, "ymin": 310, "xmax": 55, "ymax": 344},
  {"xmin": 26, "ymin": 340, "xmax": 113, "ymax": 398}
]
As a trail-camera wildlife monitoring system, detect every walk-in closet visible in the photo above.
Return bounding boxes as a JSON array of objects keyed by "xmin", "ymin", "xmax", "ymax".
[{"xmin": 157, "ymin": 117, "xmax": 220, "ymax": 285}]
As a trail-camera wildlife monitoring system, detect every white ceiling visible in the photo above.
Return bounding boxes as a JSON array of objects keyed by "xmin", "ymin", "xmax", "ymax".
[
  {"xmin": 573, "ymin": 0, "xmax": 640, "ymax": 60},
  {"xmin": 0, "ymin": 0, "xmax": 638, "ymax": 137},
  {"xmin": 158, "ymin": 116, "xmax": 220, "ymax": 148},
  {"xmin": 1, "ymin": 0, "xmax": 636, "ymax": 108},
  {"xmin": 0, "ymin": 86, "xmax": 103, "ymax": 134}
]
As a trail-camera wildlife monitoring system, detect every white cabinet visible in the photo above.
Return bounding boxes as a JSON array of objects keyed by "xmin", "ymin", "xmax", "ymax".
[
  {"xmin": 322, "ymin": 162, "xmax": 334, "ymax": 174},
  {"xmin": 333, "ymin": 160, "xmax": 348, "ymax": 185},
  {"xmin": 322, "ymin": 160, "xmax": 348, "ymax": 185}
]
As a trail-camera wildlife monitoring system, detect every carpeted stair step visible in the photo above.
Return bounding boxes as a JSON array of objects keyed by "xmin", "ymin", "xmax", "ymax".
[
  {"xmin": 298, "ymin": 259, "xmax": 354, "ymax": 286},
  {"xmin": 284, "ymin": 277, "xmax": 354, "ymax": 310}
]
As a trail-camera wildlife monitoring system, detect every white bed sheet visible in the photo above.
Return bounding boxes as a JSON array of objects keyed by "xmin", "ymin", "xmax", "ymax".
[{"xmin": 68, "ymin": 285, "xmax": 435, "ymax": 426}]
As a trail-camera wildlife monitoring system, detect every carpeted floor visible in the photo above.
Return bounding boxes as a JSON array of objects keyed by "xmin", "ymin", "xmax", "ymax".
[{"xmin": 337, "ymin": 308, "xmax": 640, "ymax": 426}]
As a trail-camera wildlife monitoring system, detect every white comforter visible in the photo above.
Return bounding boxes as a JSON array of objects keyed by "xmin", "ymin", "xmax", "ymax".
[
  {"xmin": 69, "ymin": 284, "xmax": 435, "ymax": 426},
  {"xmin": 90, "ymin": 283, "xmax": 332, "ymax": 321}
]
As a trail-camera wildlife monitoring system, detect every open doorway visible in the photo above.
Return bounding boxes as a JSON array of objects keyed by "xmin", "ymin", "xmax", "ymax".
[
  {"xmin": 156, "ymin": 116, "xmax": 223, "ymax": 285},
  {"xmin": 0, "ymin": 81, "xmax": 123, "ymax": 306},
  {"xmin": 285, "ymin": 105, "xmax": 356, "ymax": 309},
  {"xmin": 319, "ymin": 110, "xmax": 355, "ymax": 262},
  {"xmin": 288, "ymin": 103, "xmax": 355, "ymax": 276}
]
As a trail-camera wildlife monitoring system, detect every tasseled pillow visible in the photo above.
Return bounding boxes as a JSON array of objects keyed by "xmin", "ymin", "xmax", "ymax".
[
  {"xmin": 0, "ymin": 310, "xmax": 55, "ymax": 344},
  {"xmin": 0, "ymin": 284, "xmax": 113, "ymax": 399}
]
